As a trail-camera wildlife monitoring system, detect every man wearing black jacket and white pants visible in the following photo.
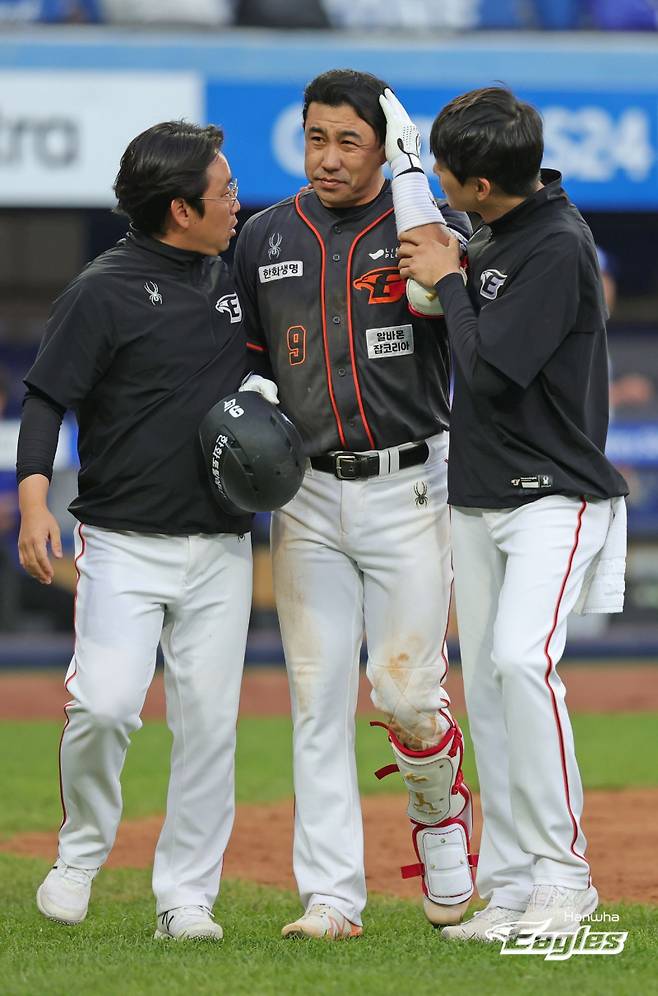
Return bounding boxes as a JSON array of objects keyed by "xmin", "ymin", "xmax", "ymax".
[
  {"xmin": 16, "ymin": 121, "xmax": 252, "ymax": 941},
  {"xmin": 388, "ymin": 85, "xmax": 628, "ymax": 940}
]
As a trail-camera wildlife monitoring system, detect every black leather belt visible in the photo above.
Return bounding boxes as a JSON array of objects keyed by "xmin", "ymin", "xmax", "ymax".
[{"xmin": 310, "ymin": 441, "xmax": 429, "ymax": 480}]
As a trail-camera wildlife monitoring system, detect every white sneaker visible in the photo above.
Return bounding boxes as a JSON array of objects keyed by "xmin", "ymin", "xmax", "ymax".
[
  {"xmin": 154, "ymin": 906, "xmax": 223, "ymax": 941},
  {"xmin": 516, "ymin": 884, "xmax": 599, "ymax": 934},
  {"xmin": 281, "ymin": 903, "xmax": 363, "ymax": 940},
  {"xmin": 36, "ymin": 860, "xmax": 99, "ymax": 925},
  {"xmin": 441, "ymin": 903, "xmax": 525, "ymax": 942}
]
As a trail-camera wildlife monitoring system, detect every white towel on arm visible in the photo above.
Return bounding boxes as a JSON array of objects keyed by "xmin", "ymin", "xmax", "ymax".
[{"xmin": 574, "ymin": 496, "xmax": 627, "ymax": 615}]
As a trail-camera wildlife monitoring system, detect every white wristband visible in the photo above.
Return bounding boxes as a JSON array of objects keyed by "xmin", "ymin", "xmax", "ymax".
[{"xmin": 391, "ymin": 171, "xmax": 445, "ymax": 236}]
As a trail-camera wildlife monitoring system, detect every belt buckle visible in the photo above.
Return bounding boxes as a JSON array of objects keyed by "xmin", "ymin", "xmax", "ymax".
[{"xmin": 334, "ymin": 453, "xmax": 359, "ymax": 480}]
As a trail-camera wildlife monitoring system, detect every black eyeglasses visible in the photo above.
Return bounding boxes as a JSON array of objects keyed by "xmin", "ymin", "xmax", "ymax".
[{"xmin": 200, "ymin": 179, "xmax": 239, "ymax": 204}]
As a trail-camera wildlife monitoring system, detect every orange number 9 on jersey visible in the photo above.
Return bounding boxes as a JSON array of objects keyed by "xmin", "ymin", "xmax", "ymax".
[{"xmin": 287, "ymin": 325, "xmax": 306, "ymax": 366}]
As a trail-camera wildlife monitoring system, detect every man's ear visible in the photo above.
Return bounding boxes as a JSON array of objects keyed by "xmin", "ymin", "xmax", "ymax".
[
  {"xmin": 473, "ymin": 177, "xmax": 492, "ymax": 202},
  {"xmin": 169, "ymin": 197, "xmax": 191, "ymax": 231}
]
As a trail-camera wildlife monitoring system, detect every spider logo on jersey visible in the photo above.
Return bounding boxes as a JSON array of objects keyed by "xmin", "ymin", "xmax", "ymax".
[
  {"xmin": 268, "ymin": 233, "xmax": 283, "ymax": 259},
  {"xmin": 215, "ymin": 294, "xmax": 242, "ymax": 323},
  {"xmin": 479, "ymin": 269, "xmax": 508, "ymax": 300},
  {"xmin": 353, "ymin": 267, "xmax": 406, "ymax": 304},
  {"xmin": 414, "ymin": 481, "xmax": 429, "ymax": 507},
  {"xmin": 144, "ymin": 281, "xmax": 162, "ymax": 306}
]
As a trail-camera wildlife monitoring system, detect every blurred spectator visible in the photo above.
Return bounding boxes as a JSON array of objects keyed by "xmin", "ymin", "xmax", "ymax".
[
  {"xmin": 322, "ymin": 0, "xmax": 479, "ymax": 30},
  {"xmin": 590, "ymin": 0, "xmax": 658, "ymax": 30},
  {"xmin": 533, "ymin": 0, "xmax": 580, "ymax": 29},
  {"xmin": 0, "ymin": 365, "xmax": 74, "ymax": 632},
  {"xmin": 100, "ymin": 0, "xmax": 234, "ymax": 27},
  {"xmin": 599, "ymin": 246, "xmax": 658, "ymax": 416},
  {"xmin": 0, "ymin": 0, "xmax": 99, "ymax": 21},
  {"xmin": 41, "ymin": 0, "xmax": 101, "ymax": 21},
  {"xmin": 236, "ymin": 0, "xmax": 328, "ymax": 28},
  {"xmin": 0, "ymin": 366, "xmax": 20, "ymax": 629}
]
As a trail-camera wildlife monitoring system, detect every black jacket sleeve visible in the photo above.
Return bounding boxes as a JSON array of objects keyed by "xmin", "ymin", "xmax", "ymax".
[
  {"xmin": 233, "ymin": 219, "xmax": 275, "ymax": 380},
  {"xmin": 16, "ymin": 388, "xmax": 66, "ymax": 484},
  {"xmin": 24, "ymin": 277, "xmax": 116, "ymax": 409}
]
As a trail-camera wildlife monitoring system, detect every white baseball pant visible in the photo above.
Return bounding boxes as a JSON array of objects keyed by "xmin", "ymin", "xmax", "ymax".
[
  {"xmin": 271, "ymin": 434, "xmax": 454, "ymax": 925},
  {"xmin": 58, "ymin": 523, "xmax": 252, "ymax": 914},
  {"xmin": 451, "ymin": 495, "xmax": 613, "ymax": 911}
]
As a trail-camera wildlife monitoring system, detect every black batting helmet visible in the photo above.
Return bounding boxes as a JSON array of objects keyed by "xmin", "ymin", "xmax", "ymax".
[{"xmin": 199, "ymin": 392, "xmax": 305, "ymax": 515}]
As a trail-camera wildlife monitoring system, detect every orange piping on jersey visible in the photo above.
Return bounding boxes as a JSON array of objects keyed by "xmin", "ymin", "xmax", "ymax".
[
  {"xmin": 346, "ymin": 207, "xmax": 394, "ymax": 450},
  {"xmin": 246, "ymin": 341, "xmax": 266, "ymax": 352},
  {"xmin": 294, "ymin": 193, "xmax": 347, "ymax": 448}
]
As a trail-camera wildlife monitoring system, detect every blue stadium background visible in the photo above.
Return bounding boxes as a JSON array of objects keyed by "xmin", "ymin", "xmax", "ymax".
[{"xmin": 1, "ymin": 3, "xmax": 657, "ymax": 663}]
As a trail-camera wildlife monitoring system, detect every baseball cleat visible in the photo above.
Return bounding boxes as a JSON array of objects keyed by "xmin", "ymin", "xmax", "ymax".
[
  {"xmin": 515, "ymin": 884, "xmax": 599, "ymax": 934},
  {"xmin": 440, "ymin": 903, "xmax": 526, "ymax": 942},
  {"xmin": 36, "ymin": 859, "xmax": 99, "ymax": 925},
  {"xmin": 154, "ymin": 906, "xmax": 223, "ymax": 941},
  {"xmin": 423, "ymin": 895, "xmax": 471, "ymax": 927},
  {"xmin": 281, "ymin": 903, "xmax": 363, "ymax": 940}
]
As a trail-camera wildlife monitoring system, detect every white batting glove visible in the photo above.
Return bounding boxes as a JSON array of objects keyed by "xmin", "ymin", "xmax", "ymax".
[
  {"xmin": 239, "ymin": 373, "xmax": 279, "ymax": 405},
  {"xmin": 379, "ymin": 87, "xmax": 445, "ymax": 236},
  {"xmin": 379, "ymin": 87, "xmax": 423, "ymax": 177}
]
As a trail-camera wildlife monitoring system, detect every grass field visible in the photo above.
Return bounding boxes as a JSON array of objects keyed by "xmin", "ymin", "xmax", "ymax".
[{"xmin": 2, "ymin": 713, "xmax": 657, "ymax": 995}]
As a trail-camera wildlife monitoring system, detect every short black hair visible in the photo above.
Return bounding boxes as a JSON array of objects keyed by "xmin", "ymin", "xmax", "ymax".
[
  {"xmin": 302, "ymin": 69, "xmax": 388, "ymax": 145},
  {"xmin": 113, "ymin": 120, "xmax": 224, "ymax": 236},
  {"xmin": 430, "ymin": 87, "xmax": 543, "ymax": 197}
]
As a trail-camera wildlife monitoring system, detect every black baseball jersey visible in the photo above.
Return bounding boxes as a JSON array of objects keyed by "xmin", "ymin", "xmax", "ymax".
[
  {"xmin": 437, "ymin": 170, "xmax": 628, "ymax": 508},
  {"xmin": 24, "ymin": 229, "xmax": 251, "ymax": 535},
  {"xmin": 233, "ymin": 181, "xmax": 471, "ymax": 455}
]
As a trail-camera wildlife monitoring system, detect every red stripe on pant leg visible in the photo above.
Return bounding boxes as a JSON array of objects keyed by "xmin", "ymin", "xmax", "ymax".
[
  {"xmin": 543, "ymin": 499, "xmax": 589, "ymax": 872},
  {"xmin": 58, "ymin": 523, "xmax": 86, "ymax": 831}
]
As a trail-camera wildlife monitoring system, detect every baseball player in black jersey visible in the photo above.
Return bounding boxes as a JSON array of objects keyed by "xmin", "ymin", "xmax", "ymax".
[
  {"xmin": 16, "ymin": 122, "xmax": 251, "ymax": 941},
  {"xmin": 392, "ymin": 86, "xmax": 628, "ymax": 940},
  {"xmin": 233, "ymin": 70, "xmax": 475, "ymax": 939}
]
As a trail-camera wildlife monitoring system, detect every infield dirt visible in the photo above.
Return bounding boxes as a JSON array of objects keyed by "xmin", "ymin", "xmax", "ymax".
[{"xmin": 2, "ymin": 667, "xmax": 657, "ymax": 906}]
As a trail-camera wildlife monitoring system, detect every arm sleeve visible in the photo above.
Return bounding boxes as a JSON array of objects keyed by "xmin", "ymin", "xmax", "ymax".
[
  {"xmin": 436, "ymin": 273, "xmax": 516, "ymax": 397},
  {"xmin": 24, "ymin": 277, "xmax": 116, "ymax": 409},
  {"xmin": 439, "ymin": 202, "xmax": 472, "ymax": 246},
  {"xmin": 474, "ymin": 233, "xmax": 581, "ymax": 389},
  {"xmin": 16, "ymin": 388, "xmax": 66, "ymax": 484},
  {"xmin": 233, "ymin": 223, "xmax": 269, "ymax": 355}
]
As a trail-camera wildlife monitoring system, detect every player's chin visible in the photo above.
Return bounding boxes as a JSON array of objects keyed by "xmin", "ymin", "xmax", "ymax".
[
  {"xmin": 217, "ymin": 230, "xmax": 235, "ymax": 253},
  {"xmin": 312, "ymin": 178, "xmax": 350, "ymax": 204}
]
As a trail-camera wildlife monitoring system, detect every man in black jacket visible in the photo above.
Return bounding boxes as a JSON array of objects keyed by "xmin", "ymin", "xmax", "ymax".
[
  {"xmin": 394, "ymin": 85, "xmax": 628, "ymax": 940},
  {"xmin": 234, "ymin": 69, "xmax": 475, "ymax": 939},
  {"xmin": 17, "ymin": 121, "xmax": 251, "ymax": 941}
]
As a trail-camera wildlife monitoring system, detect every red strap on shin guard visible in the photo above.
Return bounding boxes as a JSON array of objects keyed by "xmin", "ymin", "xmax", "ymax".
[
  {"xmin": 401, "ymin": 862, "xmax": 424, "ymax": 880},
  {"xmin": 374, "ymin": 763, "xmax": 399, "ymax": 780}
]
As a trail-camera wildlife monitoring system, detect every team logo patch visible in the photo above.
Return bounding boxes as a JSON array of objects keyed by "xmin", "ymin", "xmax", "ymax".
[
  {"xmin": 368, "ymin": 247, "xmax": 397, "ymax": 260},
  {"xmin": 258, "ymin": 261, "xmax": 304, "ymax": 283},
  {"xmin": 366, "ymin": 324, "xmax": 414, "ymax": 359},
  {"xmin": 144, "ymin": 280, "xmax": 162, "ymax": 305},
  {"xmin": 510, "ymin": 475, "xmax": 554, "ymax": 489},
  {"xmin": 479, "ymin": 269, "xmax": 508, "ymax": 300},
  {"xmin": 268, "ymin": 233, "xmax": 282, "ymax": 259},
  {"xmin": 414, "ymin": 481, "xmax": 429, "ymax": 507},
  {"xmin": 353, "ymin": 266, "xmax": 405, "ymax": 304},
  {"xmin": 215, "ymin": 293, "xmax": 242, "ymax": 323}
]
